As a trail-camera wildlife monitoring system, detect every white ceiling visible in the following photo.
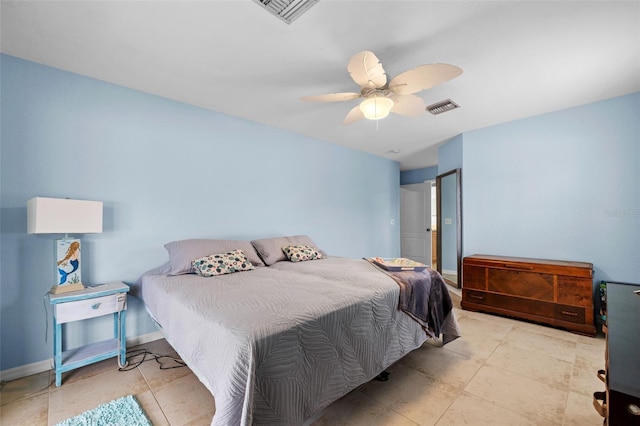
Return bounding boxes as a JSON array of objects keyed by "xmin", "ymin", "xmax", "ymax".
[{"xmin": 2, "ymin": 1, "xmax": 639, "ymax": 170}]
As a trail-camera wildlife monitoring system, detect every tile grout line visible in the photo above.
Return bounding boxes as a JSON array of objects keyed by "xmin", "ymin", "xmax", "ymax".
[
  {"xmin": 433, "ymin": 309, "xmax": 502, "ymax": 425},
  {"xmin": 436, "ymin": 320, "xmax": 532, "ymax": 423},
  {"xmin": 47, "ymin": 370, "xmax": 52, "ymax": 426},
  {"xmin": 135, "ymin": 353, "xmax": 173, "ymax": 426},
  {"xmin": 455, "ymin": 315, "xmax": 598, "ymax": 425}
]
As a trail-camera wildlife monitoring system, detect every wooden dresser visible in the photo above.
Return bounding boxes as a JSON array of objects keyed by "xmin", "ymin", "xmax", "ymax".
[{"xmin": 462, "ymin": 255, "xmax": 596, "ymax": 336}]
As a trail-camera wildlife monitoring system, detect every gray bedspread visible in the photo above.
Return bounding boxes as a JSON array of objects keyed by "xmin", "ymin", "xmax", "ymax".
[
  {"xmin": 140, "ymin": 256, "xmax": 460, "ymax": 425},
  {"xmin": 366, "ymin": 259, "xmax": 459, "ymax": 344}
]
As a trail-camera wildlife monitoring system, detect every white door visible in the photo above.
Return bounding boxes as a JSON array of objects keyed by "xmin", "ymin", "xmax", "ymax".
[{"xmin": 400, "ymin": 185, "xmax": 432, "ymax": 265}]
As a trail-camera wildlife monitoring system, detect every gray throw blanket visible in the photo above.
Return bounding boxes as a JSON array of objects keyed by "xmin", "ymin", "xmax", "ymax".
[{"xmin": 366, "ymin": 259, "xmax": 460, "ymax": 344}]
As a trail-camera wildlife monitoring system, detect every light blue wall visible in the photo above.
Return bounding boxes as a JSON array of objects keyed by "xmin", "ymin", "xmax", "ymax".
[
  {"xmin": 0, "ymin": 55, "xmax": 401, "ymax": 371},
  {"xmin": 463, "ymin": 92, "xmax": 640, "ymax": 284},
  {"xmin": 401, "ymin": 135, "xmax": 463, "ymax": 183},
  {"xmin": 400, "ymin": 166, "xmax": 438, "ymax": 185},
  {"xmin": 404, "ymin": 93, "xmax": 639, "ymax": 286},
  {"xmin": 438, "ymin": 134, "xmax": 463, "ymax": 175}
]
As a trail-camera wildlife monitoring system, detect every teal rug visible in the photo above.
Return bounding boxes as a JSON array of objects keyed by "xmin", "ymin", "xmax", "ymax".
[{"xmin": 55, "ymin": 395, "xmax": 152, "ymax": 426}]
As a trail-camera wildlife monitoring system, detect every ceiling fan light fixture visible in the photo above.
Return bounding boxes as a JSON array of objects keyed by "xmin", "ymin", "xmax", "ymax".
[
  {"xmin": 301, "ymin": 51, "xmax": 462, "ymax": 125},
  {"xmin": 359, "ymin": 96, "xmax": 394, "ymax": 120}
]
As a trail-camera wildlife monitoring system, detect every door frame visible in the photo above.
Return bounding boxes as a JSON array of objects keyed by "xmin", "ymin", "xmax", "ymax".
[{"xmin": 436, "ymin": 169, "xmax": 462, "ymax": 289}]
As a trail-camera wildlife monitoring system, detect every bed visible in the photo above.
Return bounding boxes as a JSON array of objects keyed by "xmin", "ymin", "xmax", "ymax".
[{"xmin": 136, "ymin": 236, "xmax": 460, "ymax": 426}]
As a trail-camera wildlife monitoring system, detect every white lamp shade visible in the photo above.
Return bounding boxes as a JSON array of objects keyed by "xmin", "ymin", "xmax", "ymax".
[
  {"xmin": 359, "ymin": 96, "xmax": 394, "ymax": 120},
  {"xmin": 27, "ymin": 197, "xmax": 103, "ymax": 234}
]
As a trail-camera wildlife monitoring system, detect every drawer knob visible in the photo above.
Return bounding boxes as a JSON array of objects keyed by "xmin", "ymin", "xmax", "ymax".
[
  {"xmin": 629, "ymin": 404, "xmax": 640, "ymax": 416},
  {"xmin": 91, "ymin": 303, "xmax": 101, "ymax": 310},
  {"xmin": 561, "ymin": 310, "xmax": 578, "ymax": 317}
]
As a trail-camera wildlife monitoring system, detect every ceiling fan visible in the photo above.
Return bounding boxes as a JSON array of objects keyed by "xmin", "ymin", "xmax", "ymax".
[{"xmin": 301, "ymin": 51, "xmax": 463, "ymax": 124}]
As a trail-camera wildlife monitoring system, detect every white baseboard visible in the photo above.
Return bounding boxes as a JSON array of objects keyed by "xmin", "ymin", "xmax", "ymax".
[
  {"xmin": 125, "ymin": 330, "xmax": 165, "ymax": 349},
  {"xmin": 0, "ymin": 331, "xmax": 164, "ymax": 383},
  {"xmin": 0, "ymin": 359, "xmax": 54, "ymax": 384}
]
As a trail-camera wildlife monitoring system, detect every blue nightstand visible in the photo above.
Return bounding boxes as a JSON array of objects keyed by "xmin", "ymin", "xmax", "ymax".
[{"xmin": 48, "ymin": 281, "xmax": 129, "ymax": 386}]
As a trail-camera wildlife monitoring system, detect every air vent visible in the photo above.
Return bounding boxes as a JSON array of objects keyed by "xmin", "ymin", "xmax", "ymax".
[
  {"xmin": 254, "ymin": 0, "xmax": 319, "ymax": 24},
  {"xmin": 426, "ymin": 99, "xmax": 460, "ymax": 115}
]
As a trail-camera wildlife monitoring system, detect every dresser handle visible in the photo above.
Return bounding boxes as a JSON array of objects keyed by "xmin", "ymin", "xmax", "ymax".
[
  {"xmin": 91, "ymin": 303, "xmax": 101, "ymax": 310},
  {"xmin": 561, "ymin": 310, "xmax": 578, "ymax": 317},
  {"xmin": 629, "ymin": 404, "xmax": 640, "ymax": 416},
  {"xmin": 502, "ymin": 264, "xmax": 534, "ymax": 270},
  {"xmin": 593, "ymin": 391, "xmax": 607, "ymax": 417},
  {"xmin": 470, "ymin": 294, "xmax": 484, "ymax": 300}
]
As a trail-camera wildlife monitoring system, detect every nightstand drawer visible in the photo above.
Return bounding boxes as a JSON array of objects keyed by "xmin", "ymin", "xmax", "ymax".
[{"xmin": 55, "ymin": 293, "xmax": 126, "ymax": 323}]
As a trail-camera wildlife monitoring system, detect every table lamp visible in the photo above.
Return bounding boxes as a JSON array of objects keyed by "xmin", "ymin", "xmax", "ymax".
[{"xmin": 27, "ymin": 197, "xmax": 103, "ymax": 294}]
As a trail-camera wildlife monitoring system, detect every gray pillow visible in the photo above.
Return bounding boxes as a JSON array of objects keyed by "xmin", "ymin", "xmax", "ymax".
[
  {"xmin": 164, "ymin": 239, "xmax": 265, "ymax": 275},
  {"xmin": 251, "ymin": 235, "xmax": 324, "ymax": 266}
]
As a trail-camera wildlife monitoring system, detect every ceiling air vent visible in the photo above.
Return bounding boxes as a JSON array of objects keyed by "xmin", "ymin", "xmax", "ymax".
[
  {"xmin": 253, "ymin": 0, "xmax": 319, "ymax": 24},
  {"xmin": 426, "ymin": 99, "xmax": 460, "ymax": 115}
]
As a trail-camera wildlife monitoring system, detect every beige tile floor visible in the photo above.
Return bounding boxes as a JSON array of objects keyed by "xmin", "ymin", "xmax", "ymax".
[{"xmin": 1, "ymin": 293, "xmax": 607, "ymax": 425}]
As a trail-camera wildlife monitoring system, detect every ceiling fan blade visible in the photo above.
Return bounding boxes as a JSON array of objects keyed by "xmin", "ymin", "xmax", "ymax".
[
  {"xmin": 343, "ymin": 105, "xmax": 365, "ymax": 125},
  {"xmin": 389, "ymin": 64, "xmax": 463, "ymax": 95},
  {"xmin": 391, "ymin": 94, "xmax": 426, "ymax": 117},
  {"xmin": 347, "ymin": 51, "xmax": 387, "ymax": 89},
  {"xmin": 300, "ymin": 92, "xmax": 361, "ymax": 102}
]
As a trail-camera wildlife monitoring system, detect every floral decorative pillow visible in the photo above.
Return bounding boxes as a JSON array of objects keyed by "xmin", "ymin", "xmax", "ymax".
[
  {"xmin": 192, "ymin": 249, "xmax": 255, "ymax": 277},
  {"xmin": 282, "ymin": 245, "xmax": 324, "ymax": 263}
]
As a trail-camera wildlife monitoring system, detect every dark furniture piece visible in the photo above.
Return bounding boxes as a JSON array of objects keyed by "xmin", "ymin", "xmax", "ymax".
[
  {"xmin": 593, "ymin": 281, "xmax": 640, "ymax": 425},
  {"xmin": 461, "ymin": 254, "xmax": 595, "ymax": 336}
]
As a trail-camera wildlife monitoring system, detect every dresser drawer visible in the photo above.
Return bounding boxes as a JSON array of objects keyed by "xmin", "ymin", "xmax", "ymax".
[
  {"xmin": 55, "ymin": 293, "xmax": 126, "ymax": 324},
  {"xmin": 609, "ymin": 390, "xmax": 640, "ymax": 425},
  {"xmin": 463, "ymin": 290, "xmax": 556, "ymax": 318},
  {"xmin": 553, "ymin": 304, "xmax": 585, "ymax": 324},
  {"xmin": 486, "ymin": 292, "xmax": 555, "ymax": 317},
  {"xmin": 463, "ymin": 289, "xmax": 488, "ymax": 304}
]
